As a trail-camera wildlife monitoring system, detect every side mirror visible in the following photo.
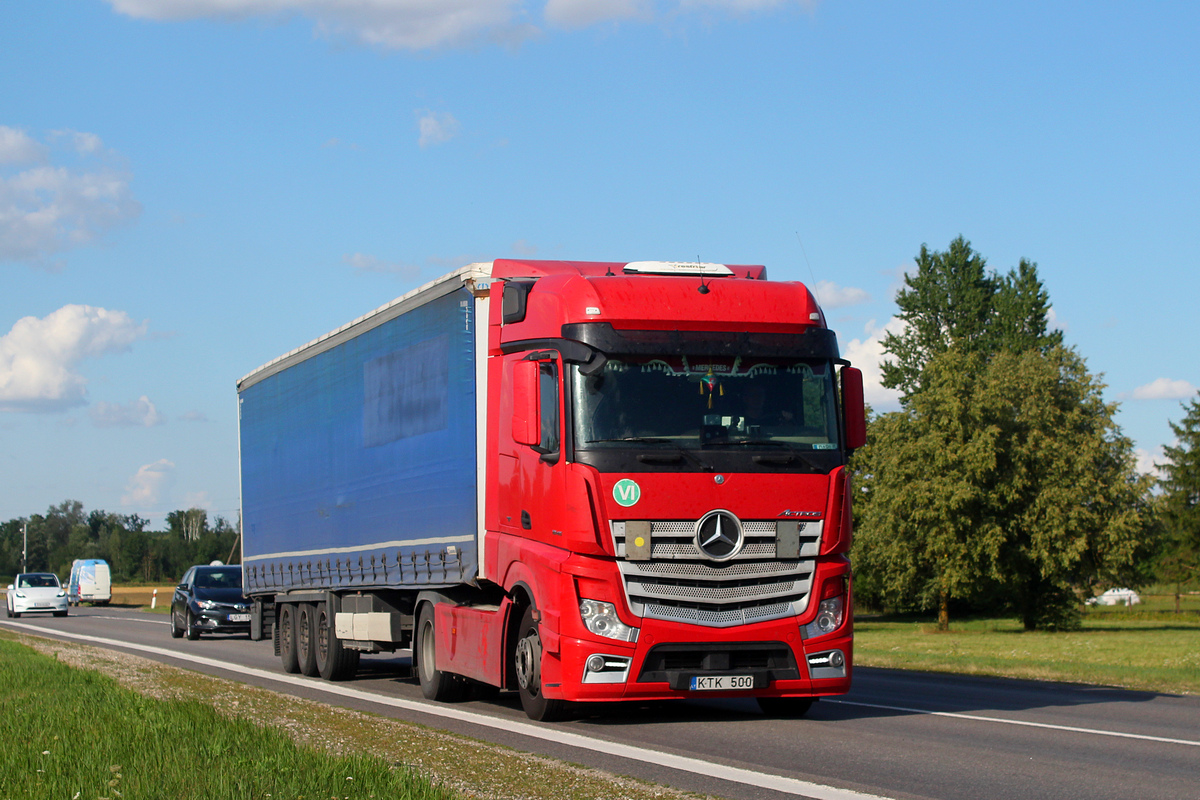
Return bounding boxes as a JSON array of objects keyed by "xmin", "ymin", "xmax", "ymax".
[
  {"xmin": 511, "ymin": 359, "xmax": 541, "ymax": 447},
  {"xmin": 841, "ymin": 366, "xmax": 866, "ymax": 450}
]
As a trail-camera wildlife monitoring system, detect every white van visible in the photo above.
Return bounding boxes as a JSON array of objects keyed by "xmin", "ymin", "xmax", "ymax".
[{"xmin": 68, "ymin": 559, "xmax": 112, "ymax": 606}]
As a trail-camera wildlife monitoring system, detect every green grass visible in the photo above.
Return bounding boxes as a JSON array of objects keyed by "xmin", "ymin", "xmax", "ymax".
[
  {"xmin": 0, "ymin": 639, "xmax": 459, "ymax": 800},
  {"xmin": 854, "ymin": 605, "xmax": 1200, "ymax": 695}
]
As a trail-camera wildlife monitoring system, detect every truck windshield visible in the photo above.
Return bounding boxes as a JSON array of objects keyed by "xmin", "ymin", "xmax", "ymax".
[{"xmin": 571, "ymin": 354, "xmax": 840, "ymax": 452}]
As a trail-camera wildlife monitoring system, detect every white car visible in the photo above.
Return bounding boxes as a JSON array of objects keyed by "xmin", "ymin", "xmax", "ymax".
[
  {"xmin": 6, "ymin": 573, "xmax": 69, "ymax": 618},
  {"xmin": 1086, "ymin": 587, "xmax": 1142, "ymax": 606}
]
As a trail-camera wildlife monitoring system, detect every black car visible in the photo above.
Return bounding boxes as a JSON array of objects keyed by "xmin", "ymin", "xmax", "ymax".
[{"xmin": 170, "ymin": 564, "xmax": 251, "ymax": 640}]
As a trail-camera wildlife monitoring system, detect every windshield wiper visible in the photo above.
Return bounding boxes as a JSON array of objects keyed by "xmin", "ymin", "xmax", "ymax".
[{"xmin": 586, "ymin": 437, "xmax": 675, "ymax": 444}]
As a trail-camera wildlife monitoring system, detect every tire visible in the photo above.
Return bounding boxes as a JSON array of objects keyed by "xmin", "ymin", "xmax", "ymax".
[
  {"xmin": 315, "ymin": 601, "xmax": 359, "ymax": 681},
  {"xmin": 186, "ymin": 610, "xmax": 201, "ymax": 640},
  {"xmin": 756, "ymin": 697, "xmax": 814, "ymax": 717},
  {"xmin": 279, "ymin": 603, "xmax": 300, "ymax": 674},
  {"xmin": 296, "ymin": 602, "xmax": 319, "ymax": 677},
  {"xmin": 54, "ymin": 609, "xmax": 67, "ymax": 618},
  {"xmin": 415, "ymin": 603, "xmax": 467, "ymax": 702},
  {"xmin": 514, "ymin": 605, "xmax": 569, "ymax": 722},
  {"xmin": 170, "ymin": 609, "xmax": 184, "ymax": 638}
]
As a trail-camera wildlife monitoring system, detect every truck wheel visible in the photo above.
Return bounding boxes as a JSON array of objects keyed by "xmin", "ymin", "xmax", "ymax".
[
  {"xmin": 514, "ymin": 606, "xmax": 569, "ymax": 722},
  {"xmin": 170, "ymin": 609, "xmax": 184, "ymax": 638},
  {"xmin": 186, "ymin": 610, "xmax": 201, "ymax": 640},
  {"xmin": 279, "ymin": 603, "xmax": 301, "ymax": 673},
  {"xmin": 316, "ymin": 601, "xmax": 359, "ymax": 681},
  {"xmin": 296, "ymin": 602, "xmax": 319, "ymax": 677},
  {"xmin": 415, "ymin": 603, "xmax": 467, "ymax": 702},
  {"xmin": 756, "ymin": 697, "xmax": 813, "ymax": 717}
]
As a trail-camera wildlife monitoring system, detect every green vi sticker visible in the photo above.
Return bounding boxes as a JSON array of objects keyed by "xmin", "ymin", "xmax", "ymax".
[{"xmin": 612, "ymin": 478, "xmax": 642, "ymax": 507}]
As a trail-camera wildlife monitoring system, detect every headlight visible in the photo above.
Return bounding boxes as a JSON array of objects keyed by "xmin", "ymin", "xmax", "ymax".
[
  {"xmin": 802, "ymin": 595, "xmax": 845, "ymax": 639},
  {"xmin": 579, "ymin": 599, "xmax": 638, "ymax": 642},
  {"xmin": 198, "ymin": 600, "xmax": 218, "ymax": 610},
  {"xmin": 13, "ymin": 591, "xmax": 26, "ymax": 598},
  {"xmin": 56, "ymin": 590, "xmax": 67, "ymax": 598}
]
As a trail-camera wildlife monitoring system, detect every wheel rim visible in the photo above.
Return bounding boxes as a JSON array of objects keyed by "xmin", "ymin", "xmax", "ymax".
[
  {"xmin": 299, "ymin": 608, "xmax": 311, "ymax": 655},
  {"xmin": 419, "ymin": 618, "xmax": 436, "ymax": 682},
  {"xmin": 317, "ymin": 609, "xmax": 329, "ymax": 665},
  {"xmin": 515, "ymin": 630, "xmax": 541, "ymax": 695},
  {"xmin": 281, "ymin": 607, "xmax": 293, "ymax": 651}
]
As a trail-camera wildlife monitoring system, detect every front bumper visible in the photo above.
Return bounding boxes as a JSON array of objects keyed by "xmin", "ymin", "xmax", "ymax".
[
  {"xmin": 12, "ymin": 596, "xmax": 69, "ymax": 614},
  {"xmin": 550, "ymin": 616, "xmax": 852, "ymax": 703},
  {"xmin": 193, "ymin": 607, "xmax": 252, "ymax": 633}
]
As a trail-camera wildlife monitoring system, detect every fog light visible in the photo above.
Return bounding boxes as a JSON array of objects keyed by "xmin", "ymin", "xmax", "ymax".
[
  {"xmin": 587, "ymin": 654, "xmax": 606, "ymax": 673},
  {"xmin": 829, "ymin": 650, "xmax": 845, "ymax": 668}
]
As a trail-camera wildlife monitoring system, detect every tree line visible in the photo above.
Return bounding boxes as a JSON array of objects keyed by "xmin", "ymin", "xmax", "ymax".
[
  {"xmin": 0, "ymin": 501, "xmax": 239, "ymax": 585},
  {"xmin": 850, "ymin": 237, "xmax": 1199, "ymax": 629}
]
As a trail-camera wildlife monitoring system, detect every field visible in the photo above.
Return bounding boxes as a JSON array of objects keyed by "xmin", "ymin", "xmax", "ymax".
[{"xmin": 855, "ymin": 593, "xmax": 1200, "ymax": 695}]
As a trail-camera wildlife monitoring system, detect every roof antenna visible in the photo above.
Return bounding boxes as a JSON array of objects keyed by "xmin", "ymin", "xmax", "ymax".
[
  {"xmin": 795, "ymin": 231, "xmax": 820, "ymax": 303},
  {"xmin": 696, "ymin": 255, "xmax": 710, "ymax": 294}
]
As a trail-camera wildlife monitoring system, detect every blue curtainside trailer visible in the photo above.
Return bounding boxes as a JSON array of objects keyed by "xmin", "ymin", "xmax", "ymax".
[{"xmin": 237, "ymin": 268, "xmax": 487, "ymax": 604}]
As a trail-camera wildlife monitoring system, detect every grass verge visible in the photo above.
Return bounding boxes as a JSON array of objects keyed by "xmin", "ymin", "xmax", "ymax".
[
  {"xmin": 0, "ymin": 637, "xmax": 458, "ymax": 800},
  {"xmin": 0, "ymin": 630, "xmax": 716, "ymax": 800}
]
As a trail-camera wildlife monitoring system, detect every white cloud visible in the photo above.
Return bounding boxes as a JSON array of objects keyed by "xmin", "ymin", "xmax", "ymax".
[
  {"xmin": 544, "ymin": 0, "xmax": 646, "ymax": 27},
  {"xmin": 0, "ymin": 128, "xmax": 141, "ymax": 268},
  {"xmin": 180, "ymin": 410, "xmax": 209, "ymax": 422},
  {"xmin": 343, "ymin": 252, "xmax": 422, "ymax": 280},
  {"xmin": 812, "ymin": 280, "xmax": 869, "ymax": 310},
  {"xmin": 122, "ymin": 459, "xmax": 175, "ymax": 507},
  {"xmin": 90, "ymin": 395, "xmax": 167, "ymax": 428},
  {"xmin": 417, "ymin": 110, "xmax": 460, "ymax": 148},
  {"xmin": 0, "ymin": 305, "xmax": 149, "ymax": 412},
  {"xmin": 1131, "ymin": 378, "xmax": 1197, "ymax": 401},
  {"xmin": 837, "ymin": 317, "xmax": 904, "ymax": 411},
  {"xmin": 107, "ymin": 0, "xmax": 528, "ymax": 50},
  {"xmin": 1135, "ymin": 447, "xmax": 1164, "ymax": 479},
  {"xmin": 0, "ymin": 126, "xmax": 47, "ymax": 165},
  {"xmin": 105, "ymin": 0, "xmax": 813, "ymax": 49}
]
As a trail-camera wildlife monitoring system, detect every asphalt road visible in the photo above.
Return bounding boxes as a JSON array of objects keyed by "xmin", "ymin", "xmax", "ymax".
[{"xmin": 3, "ymin": 606, "xmax": 1197, "ymax": 800}]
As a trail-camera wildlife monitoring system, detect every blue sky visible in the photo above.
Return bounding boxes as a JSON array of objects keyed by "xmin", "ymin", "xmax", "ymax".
[{"xmin": 2, "ymin": 0, "xmax": 1197, "ymax": 527}]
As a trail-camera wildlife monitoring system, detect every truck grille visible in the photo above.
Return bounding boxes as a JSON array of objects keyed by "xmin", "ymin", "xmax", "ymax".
[{"xmin": 610, "ymin": 519, "xmax": 822, "ymax": 628}]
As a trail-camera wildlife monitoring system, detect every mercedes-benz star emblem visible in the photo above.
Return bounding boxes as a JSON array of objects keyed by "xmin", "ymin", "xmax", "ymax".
[{"xmin": 695, "ymin": 510, "xmax": 744, "ymax": 561}]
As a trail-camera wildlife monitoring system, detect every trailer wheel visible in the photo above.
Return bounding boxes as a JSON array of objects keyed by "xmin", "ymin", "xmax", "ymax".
[
  {"xmin": 415, "ymin": 603, "xmax": 467, "ymax": 702},
  {"xmin": 514, "ymin": 605, "xmax": 569, "ymax": 722},
  {"xmin": 279, "ymin": 603, "xmax": 301, "ymax": 673},
  {"xmin": 315, "ymin": 601, "xmax": 359, "ymax": 681},
  {"xmin": 296, "ymin": 602, "xmax": 319, "ymax": 676},
  {"xmin": 756, "ymin": 697, "xmax": 813, "ymax": 717}
]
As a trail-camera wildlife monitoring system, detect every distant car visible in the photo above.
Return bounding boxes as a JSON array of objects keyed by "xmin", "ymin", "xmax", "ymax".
[
  {"xmin": 1086, "ymin": 588, "xmax": 1142, "ymax": 606},
  {"xmin": 6, "ymin": 573, "xmax": 69, "ymax": 618},
  {"xmin": 170, "ymin": 564, "xmax": 251, "ymax": 640}
]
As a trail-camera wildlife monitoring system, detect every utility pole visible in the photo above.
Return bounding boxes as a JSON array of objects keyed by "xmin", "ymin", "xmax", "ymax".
[{"xmin": 21, "ymin": 520, "xmax": 27, "ymax": 574}]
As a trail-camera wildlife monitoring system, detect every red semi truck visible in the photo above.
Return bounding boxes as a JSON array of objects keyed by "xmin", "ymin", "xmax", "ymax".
[{"xmin": 238, "ymin": 259, "xmax": 865, "ymax": 720}]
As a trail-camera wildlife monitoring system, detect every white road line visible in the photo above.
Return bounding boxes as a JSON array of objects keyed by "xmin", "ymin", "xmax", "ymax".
[
  {"xmin": 90, "ymin": 615, "xmax": 170, "ymax": 626},
  {"xmin": 2, "ymin": 621, "xmax": 889, "ymax": 800},
  {"xmin": 828, "ymin": 699, "xmax": 1200, "ymax": 747}
]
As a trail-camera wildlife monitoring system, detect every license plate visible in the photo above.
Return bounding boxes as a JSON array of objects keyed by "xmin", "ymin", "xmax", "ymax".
[
  {"xmin": 690, "ymin": 675, "xmax": 754, "ymax": 691},
  {"xmin": 228, "ymin": 614, "xmax": 251, "ymax": 623}
]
